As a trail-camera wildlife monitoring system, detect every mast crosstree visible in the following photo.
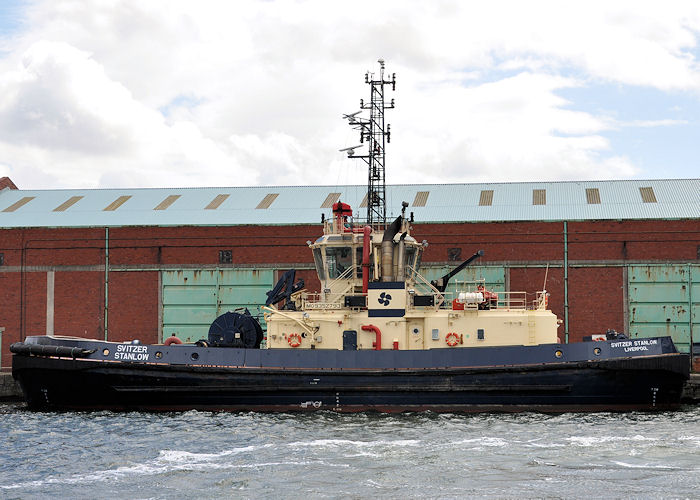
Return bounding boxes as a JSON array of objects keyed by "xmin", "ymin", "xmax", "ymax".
[{"xmin": 341, "ymin": 59, "xmax": 395, "ymax": 226}]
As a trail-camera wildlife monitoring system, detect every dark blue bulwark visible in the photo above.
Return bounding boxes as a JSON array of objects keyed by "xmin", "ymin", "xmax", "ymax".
[
  {"xmin": 368, "ymin": 282, "xmax": 405, "ymax": 289},
  {"xmin": 12, "ymin": 335, "xmax": 690, "ymax": 412},
  {"xmin": 369, "ymin": 308, "xmax": 406, "ymax": 317},
  {"xmin": 19, "ymin": 334, "xmax": 683, "ymax": 370}
]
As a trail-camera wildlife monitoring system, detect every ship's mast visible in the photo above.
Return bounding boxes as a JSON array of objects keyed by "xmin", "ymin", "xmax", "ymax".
[{"xmin": 342, "ymin": 59, "xmax": 395, "ymax": 226}]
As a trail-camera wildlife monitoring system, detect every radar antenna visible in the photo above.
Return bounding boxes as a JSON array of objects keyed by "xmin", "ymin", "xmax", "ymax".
[{"xmin": 341, "ymin": 58, "xmax": 395, "ymax": 226}]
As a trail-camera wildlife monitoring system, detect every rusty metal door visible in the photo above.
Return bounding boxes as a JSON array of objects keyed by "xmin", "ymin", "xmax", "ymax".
[
  {"xmin": 628, "ymin": 264, "xmax": 697, "ymax": 354},
  {"xmin": 161, "ymin": 269, "xmax": 274, "ymax": 342}
]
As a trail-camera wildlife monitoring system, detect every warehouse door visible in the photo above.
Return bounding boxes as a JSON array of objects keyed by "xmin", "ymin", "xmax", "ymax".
[
  {"xmin": 420, "ymin": 265, "xmax": 506, "ymax": 301},
  {"xmin": 628, "ymin": 265, "xmax": 698, "ymax": 354},
  {"xmin": 162, "ymin": 269, "xmax": 274, "ymax": 342}
]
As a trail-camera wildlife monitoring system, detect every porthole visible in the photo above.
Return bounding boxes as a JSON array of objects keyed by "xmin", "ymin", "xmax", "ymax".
[
  {"xmin": 102, "ymin": 348, "xmax": 110, "ymax": 356},
  {"xmin": 191, "ymin": 352, "xmax": 199, "ymax": 360},
  {"xmin": 554, "ymin": 350, "xmax": 563, "ymax": 358},
  {"xmin": 593, "ymin": 347, "xmax": 601, "ymax": 356},
  {"xmin": 155, "ymin": 351, "xmax": 163, "ymax": 359}
]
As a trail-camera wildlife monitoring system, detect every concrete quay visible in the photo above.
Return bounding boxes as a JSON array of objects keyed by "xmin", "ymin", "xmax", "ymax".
[
  {"xmin": 0, "ymin": 372, "xmax": 21, "ymax": 400},
  {"xmin": 682, "ymin": 374, "xmax": 700, "ymax": 403}
]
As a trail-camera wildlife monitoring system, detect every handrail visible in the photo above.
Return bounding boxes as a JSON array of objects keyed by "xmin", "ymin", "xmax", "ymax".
[
  {"xmin": 405, "ymin": 265, "xmax": 444, "ymax": 309},
  {"xmin": 261, "ymin": 306, "xmax": 317, "ymax": 336},
  {"xmin": 452, "ymin": 280, "xmax": 550, "ymax": 310},
  {"xmin": 326, "ymin": 282, "xmax": 355, "ymax": 304},
  {"xmin": 326, "ymin": 264, "xmax": 357, "ymax": 288},
  {"xmin": 319, "ymin": 265, "xmax": 360, "ymax": 304}
]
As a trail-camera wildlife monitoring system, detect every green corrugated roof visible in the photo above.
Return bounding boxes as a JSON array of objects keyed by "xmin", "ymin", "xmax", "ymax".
[{"xmin": 0, "ymin": 179, "xmax": 697, "ymax": 228}]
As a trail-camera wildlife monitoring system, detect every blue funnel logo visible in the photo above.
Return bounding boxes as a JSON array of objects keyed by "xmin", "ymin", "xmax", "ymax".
[{"xmin": 378, "ymin": 292, "xmax": 392, "ymax": 306}]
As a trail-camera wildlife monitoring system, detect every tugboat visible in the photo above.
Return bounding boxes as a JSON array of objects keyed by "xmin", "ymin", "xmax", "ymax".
[{"xmin": 11, "ymin": 61, "xmax": 689, "ymax": 412}]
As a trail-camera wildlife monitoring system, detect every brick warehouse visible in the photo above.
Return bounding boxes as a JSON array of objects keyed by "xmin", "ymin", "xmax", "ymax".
[{"xmin": 0, "ymin": 176, "xmax": 698, "ymax": 369}]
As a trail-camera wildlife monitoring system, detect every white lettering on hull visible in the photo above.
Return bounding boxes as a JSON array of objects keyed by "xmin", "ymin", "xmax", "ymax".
[
  {"xmin": 610, "ymin": 338, "xmax": 658, "ymax": 353},
  {"xmin": 114, "ymin": 352, "xmax": 150, "ymax": 361},
  {"xmin": 114, "ymin": 344, "xmax": 150, "ymax": 361}
]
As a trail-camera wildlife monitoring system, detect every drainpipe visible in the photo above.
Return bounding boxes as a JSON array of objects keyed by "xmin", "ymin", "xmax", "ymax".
[
  {"xmin": 689, "ymin": 263, "xmax": 694, "ymax": 365},
  {"xmin": 563, "ymin": 221, "xmax": 569, "ymax": 344},
  {"xmin": 20, "ymin": 233, "xmax": 26, "ymax": 341},
  {"xmin": 104, "ymin": 227, "xmax": 109, "ymax": 341},
  {"xmin": 46, "ymin": 271, "xmax": 54, "ymax": 336}
]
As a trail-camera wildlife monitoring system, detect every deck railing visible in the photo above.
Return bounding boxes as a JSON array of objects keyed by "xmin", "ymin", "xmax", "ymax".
[{"xmin": 296, "ymin": 273, "xmax": 549, "ymax": 311}]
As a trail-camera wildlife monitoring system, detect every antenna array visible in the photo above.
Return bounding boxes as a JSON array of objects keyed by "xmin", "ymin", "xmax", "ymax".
[{"xmin": 342, "ymin": 59, "xmax": 395, "ymax": 226}]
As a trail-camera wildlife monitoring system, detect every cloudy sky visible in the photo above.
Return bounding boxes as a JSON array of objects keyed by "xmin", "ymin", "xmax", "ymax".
[{"xmin": 0, "ymin": 0, "xmax": 698, "ymax": 190}]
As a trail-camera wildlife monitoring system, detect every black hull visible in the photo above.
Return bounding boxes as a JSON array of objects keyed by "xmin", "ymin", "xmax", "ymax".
[{"xmin": 13, "ymin": 348, "xmax": 689, "ymax": 413}]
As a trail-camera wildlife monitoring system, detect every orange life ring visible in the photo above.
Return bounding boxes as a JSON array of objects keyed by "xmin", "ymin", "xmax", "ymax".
[
  {"xmin": 287, "ymin": 333, "xmax": 302, "ymax": 348},
  {"xmin": 445, "ymin": 332, "xmax": 459, "ymax": 347},
  {"xmin": 164, "ymin": 336, "xmax": 183, "ymax": 346}
]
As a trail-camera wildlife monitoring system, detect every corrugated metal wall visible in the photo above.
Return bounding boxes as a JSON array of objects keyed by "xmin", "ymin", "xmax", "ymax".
[
  {"xmin": 161, "ymin": 269, "xmax": 274, "ymax": 342},
  {"xmin": 628, "ymin": 264, "xmax": 698, "ymax": 353}
]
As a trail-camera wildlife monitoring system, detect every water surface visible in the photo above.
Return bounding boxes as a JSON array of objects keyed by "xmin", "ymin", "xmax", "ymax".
[{"xmin": 1, "ymin": 403, "xmax": 698, "ymax": 499}]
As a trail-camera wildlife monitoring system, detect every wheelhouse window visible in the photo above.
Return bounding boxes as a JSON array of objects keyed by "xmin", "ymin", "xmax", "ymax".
[
  {"xmin": 404, "ymin": 246, "xmax": 423, "ymax": 273},
  {"xmin": 313, "ymin": 248, "xmax": 325, "ymax": 281},
  {"xmin": 404, "ymin": 247, "xmax": 416, "ymax": 269},
  {"xmin": 326, "ymin": 247, "xmax": 352, "ymax": 279}
]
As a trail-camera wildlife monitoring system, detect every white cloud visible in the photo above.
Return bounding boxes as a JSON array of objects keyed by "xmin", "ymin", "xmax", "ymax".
[
  {"xmin": 0, "ymin": 0, "xmax": 698, "ymax": 189},
  {"xmin": 0, "ymin": 39, "xmax": 259, "ymax": 188},
  {"xmin": 0, "ymin": 40, "xmax": 149, "ymax": 154},
  {"xmin": 387, "ymin": 72, "xmax": 637, "ymax": 183}
]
